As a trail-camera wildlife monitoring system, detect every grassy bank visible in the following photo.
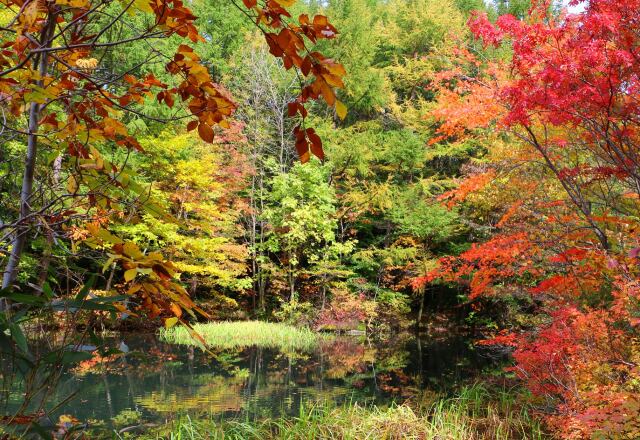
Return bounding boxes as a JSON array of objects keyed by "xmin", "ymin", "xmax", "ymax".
[
  {"xmin": 159, "ymin": 321, "xmax": 325, "ymax": 352},
  {"xmin": 140, "ymin": 386, "xmax": 547, "ymax": 440}
]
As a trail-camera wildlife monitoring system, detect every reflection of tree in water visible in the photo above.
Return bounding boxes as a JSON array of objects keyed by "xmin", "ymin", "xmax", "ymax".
[
  {"xmin": 135, "ymin": 376, "xmax": 247, "ymax": 415},
  {"xmin": 319, "ymin": 338, "xmax": 376, "ymax": 380},
  {"xmin": 126, "ymin": 336, "xmax": 415, "ymax": 419},
  {"xmin": 8, "ymin": 332, "xmax": 495, "ymax": 425}
]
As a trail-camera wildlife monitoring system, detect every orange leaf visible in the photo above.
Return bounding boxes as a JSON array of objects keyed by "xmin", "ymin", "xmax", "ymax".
[
  {"xmin": 170, "ymin": 302, "xmax": 183, "ymax": 318},
  {"xmin": 319, "ymin": 80, "xmax": 335, "ymax": 106}
]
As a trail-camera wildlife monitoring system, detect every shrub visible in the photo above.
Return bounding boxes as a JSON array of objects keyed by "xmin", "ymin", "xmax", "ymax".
[{"xmin": 315, "ymin": 288, "xmax": 377, "ymax": 331}]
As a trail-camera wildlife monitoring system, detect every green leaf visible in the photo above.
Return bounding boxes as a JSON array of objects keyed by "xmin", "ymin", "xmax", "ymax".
[
  {"xmin": 0, "ymin": 290, "xmax": 46, "ymax": 305},
  {"xmin": 74, "ymin": 275, "xmax": 96, "ymax": 301},
  {"xmin": 92, "ymin": 295, "xmax": 128, "ymax": 303},
  {"xmin": 42, "ymin": 282, "xmax": 54, "ymax": 300},
  {"xmin": 9, "ymin": 323, "xmax": 28, "ymax": 354},
  {"xmin": 53, "ymin": 299, "xmax": 117, "ymax": 312},
  {"xmin": 61, "ymin": 350, "xmax": 94, "ymax": 364},
  {"xmin": 24, "ymin": 85, "xmax": 57, "ymax": 104},
  {"xmin": 88, "ymin": 329, "xmax": 102, "ymax": 348},
  {"xmin": 101, "ymin": 256, "xmax": 116, "ymax": 274},
  {"xmin": 43, "ymin": 350, "xmax": 93, "ymax": 365},
  {"xmin": 95, "ymin": 228, "xmax": 124, "ymax": 244}
]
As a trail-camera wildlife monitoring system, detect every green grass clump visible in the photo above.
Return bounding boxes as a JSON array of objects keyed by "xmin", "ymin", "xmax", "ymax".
[
  {"xmin": 159, "ymin": 321, "xmax": 324, "ymax": 352},
  {"xmin": 139, "ymin": 385, "xmax": 548, "ymax": 440}
]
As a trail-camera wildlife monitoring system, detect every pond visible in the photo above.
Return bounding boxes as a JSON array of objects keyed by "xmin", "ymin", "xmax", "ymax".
[{"xmin": 4, "ymin": 330, "xmax": 502, "ymax": 432}]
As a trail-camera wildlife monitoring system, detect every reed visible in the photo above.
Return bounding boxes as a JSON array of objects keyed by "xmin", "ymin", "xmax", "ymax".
[
  {"xmin": 159, "ymin": 321, "xmax": 325, "ymax": 352},
  {"xmin": 140, "ymin": 384, "xmax": 548, "ymax": 440}
]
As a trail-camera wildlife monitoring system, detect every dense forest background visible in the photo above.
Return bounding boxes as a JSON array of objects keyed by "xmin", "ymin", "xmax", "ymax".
[{"xmin": 1, "ymin": 0, "xmax": 537, "ymax": 325}]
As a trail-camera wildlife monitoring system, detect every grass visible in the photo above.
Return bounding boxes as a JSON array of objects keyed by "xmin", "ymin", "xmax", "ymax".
[
  {"xmin": 159, "ymin": 321, "xmax": 325, "ymax": 352},
  {"xmin": 138, "ymin": 385, "xmax": 548, "ymax": 440}
]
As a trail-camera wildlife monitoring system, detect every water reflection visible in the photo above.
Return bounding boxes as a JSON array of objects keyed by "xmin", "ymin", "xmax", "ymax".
[{"xmin": 5, "ymin": 332, "xmax": 499, "ymax": 429}]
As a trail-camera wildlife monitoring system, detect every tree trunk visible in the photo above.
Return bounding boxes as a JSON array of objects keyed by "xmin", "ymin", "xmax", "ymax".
[
  {"xmin": 2, "ymin": 101, "xmax": 40, "ymax": 292},
  {"xmin": 2, "ymin": 13, "xmax": 56, "ymax": 296},
  {"xmin": 105, "ymin": 263, "xmax": 116, "ymax": 291},
  {"xmin": 289, "ymin": 265, "xmax": 295, "ymax": 302},
  {"xmin": 258, "ymin": 273, "xmax": 266, "ymax": 313},
  {"xmin": 417, "ymin": 289, "xmax": 426, "ymax": 329}
]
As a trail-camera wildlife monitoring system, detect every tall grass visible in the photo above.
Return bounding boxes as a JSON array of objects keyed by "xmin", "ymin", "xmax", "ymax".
[
  {"xmin": 140, "ymin": 385, "xmax": 548, "ymax": 440},
  {"xmin": 159, "ymin": 321, "xmax": 324, "ymax": 352}
]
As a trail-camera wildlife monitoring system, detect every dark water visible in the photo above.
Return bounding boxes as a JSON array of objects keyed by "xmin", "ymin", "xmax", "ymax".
[{"xmin": 3, "ymin": 331, "xmax": 500, "ymax": 430}]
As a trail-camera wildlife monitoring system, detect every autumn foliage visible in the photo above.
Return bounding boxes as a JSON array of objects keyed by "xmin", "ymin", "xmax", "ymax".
[
  {"xmin": 418, "ymin": 0, "xmax": 640, "ymax": 437},
  {"xmin": 0, "ymin": 0, "xmax": 344, "ymax": 327}
]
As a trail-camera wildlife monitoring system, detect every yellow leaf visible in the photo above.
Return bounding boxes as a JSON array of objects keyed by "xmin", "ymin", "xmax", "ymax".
[
  {"xmin": 66, "ymin": 176, "xmax": 78, "ymax": 193},
  {"xmin": 272, "ymin": 0, "xmax": 296, "ymax": 6},
  {"xmin": 335, "ymin": 100, "xmax": 347, "ymax": 120},
  {"xmin": 127, "ymin": 284, "xmax": 142, "ymax": 294},
  {"xmin": 323, "ymin": 73, "xmax": 344, "ymax": 88},
  {"xmin": 22, "ymin": 0, "xmax": 39, "ymax": 29},
  {"xmin": 56, "ymin": 0, "xmax": 89, "ymax": 6},
  {"xmin": 124, "ymin": 269, "xmax": 137, "ymax": 282},
  {"xmin": 95, "ymin": 228, "xmax": 124, "ymax": 244},
  {"xmin": 134, "ymin": 0, "xmax": 154, "ymax": 13},
  {"xmin": 165, "ymin": 317, "xmax": 179, "ymax": 329},
  {"xmin": 123, "ymin": 242, "xmax": 144, "ymax": 260},
  {"xmin": 24, "ymin": 86, "xmax": 57, "ymax": 104}
]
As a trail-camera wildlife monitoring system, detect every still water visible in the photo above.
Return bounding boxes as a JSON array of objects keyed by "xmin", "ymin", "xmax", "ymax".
[{"xmin": 6, "ymin": 331, "xmax": 500, "ymax": 430}]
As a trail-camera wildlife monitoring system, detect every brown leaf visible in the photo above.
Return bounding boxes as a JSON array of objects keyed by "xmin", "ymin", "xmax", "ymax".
[
  {"xmin": 307, "ymin": 128, "xmax": 324, "ymax": 160},
  {"xmin": 186, "ymin": 120, "xmax": 198, "ymax": 132},
  {"xmin": 197, "ymin": 122, "xmax": 214, "ymax": 143}
]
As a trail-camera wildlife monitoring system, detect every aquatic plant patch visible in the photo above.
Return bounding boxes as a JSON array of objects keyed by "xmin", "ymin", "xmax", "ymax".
[{"xmin": 160, "ymin": 321, "xmax": 328, "ymax": 352}]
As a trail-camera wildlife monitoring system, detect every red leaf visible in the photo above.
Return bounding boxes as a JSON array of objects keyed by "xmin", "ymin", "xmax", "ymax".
[{"xmin": 287, "ymin": 102, "xmax": 298, "ymax": 117}]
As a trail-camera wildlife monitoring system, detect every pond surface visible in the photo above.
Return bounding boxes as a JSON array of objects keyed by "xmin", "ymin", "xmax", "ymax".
[{"xmin": 5, "ymin": 330, "xmax": 501, "ymax": 431}]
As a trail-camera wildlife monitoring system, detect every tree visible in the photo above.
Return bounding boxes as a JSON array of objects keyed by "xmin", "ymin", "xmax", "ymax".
[
  {"xmin": 225, "ymin": 39, "xmax": 300, "ymax": 313},
  {"xmin": 422, "ymin": 1, "xmax": 640, "ymax": 436},
  {"xmin": 317, "ymin": 0, "xmax": 391, "ymax": 118},
  {"xmin": 113, "ymin": 129, "xmax": 252, "ymax": 315},
  {"xmin": 261, "ymin": 159, "xmax": 338, "ymax": 302},
  {"xmin": 390, "ymin": 186, "xmax": 463, "ymax": 325},
  {"xmin": 0, "ymin": 0, "xmax": 345, "ymax": 322}
]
